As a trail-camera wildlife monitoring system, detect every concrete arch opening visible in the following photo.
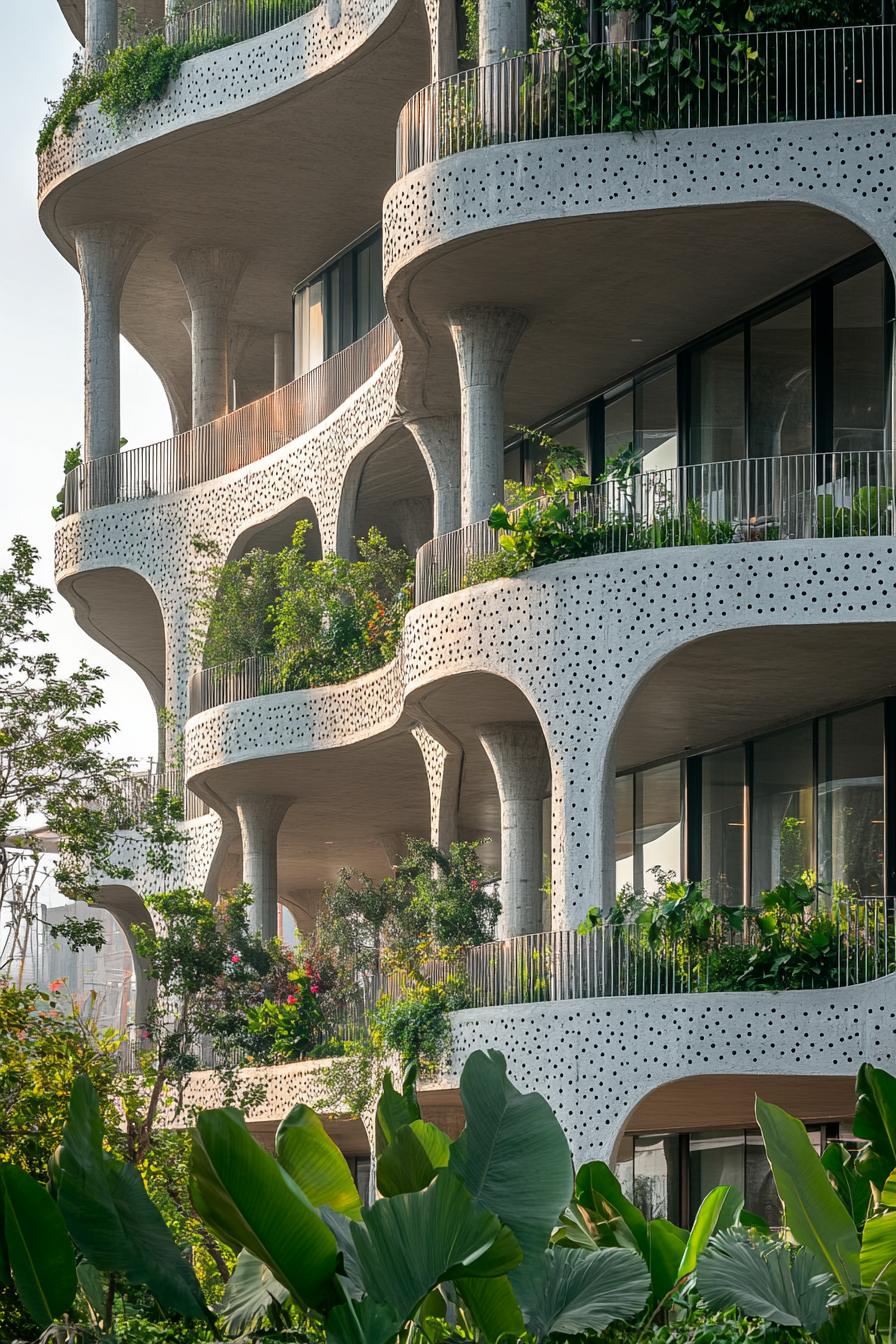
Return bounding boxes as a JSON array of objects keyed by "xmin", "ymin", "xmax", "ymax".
[
  {"xmin": 608, "ymin": 620, "xmax": 896, "ymax": 905},
  {"xmin": 89, "ymin": 884, "xmax": 158, "ymax": 1029},
  {"xmin": 337, "ymin": 426, "xmax": 435, "ymax": 557},
  {"xmin": 228, "ymin": 496, "xmax": 323, "ymax": 563},
  {"xmin": 610, "ymin": 1071, "xmax": 857, "ymax": 1227}
]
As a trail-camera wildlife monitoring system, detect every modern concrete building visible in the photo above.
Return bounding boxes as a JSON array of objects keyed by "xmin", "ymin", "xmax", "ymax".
[{"xmin": 42, "ymin": 0, "xmax": 896, "ymax": 1221}]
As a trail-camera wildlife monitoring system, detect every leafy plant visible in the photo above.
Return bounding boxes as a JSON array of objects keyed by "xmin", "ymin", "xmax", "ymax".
[{"xmin": 38, "ymin": 32, "xmax": 235, "ymax": 154}]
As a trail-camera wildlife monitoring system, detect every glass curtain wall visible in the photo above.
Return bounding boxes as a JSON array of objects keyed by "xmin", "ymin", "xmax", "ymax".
[
  {"xmin": 293, "ymin": 227, "xmax": 384, "ymax": 378},
  {"xmin": 615, "ymin": 701, "xmax": 888, "ymax": 902}
]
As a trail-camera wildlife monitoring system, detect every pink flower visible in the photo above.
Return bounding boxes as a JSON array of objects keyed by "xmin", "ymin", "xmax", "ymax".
[
  {"xmin": 286, "ymin": 995, "xmax": 297, "ymax": 1005},
  {"xmin": 48, "ymin": 979, "xmax": 64, "ymax": 993},
  {"xmin": 230, "ymin": 953, "xmax": 240, "ymax": 963},
  {"xmin": 310, "ymin": 985, "xmax": 319, "ymax": 995},
  {"xmin": 470, "ymin": 879, "xmax": 479, "ymax": 890}
]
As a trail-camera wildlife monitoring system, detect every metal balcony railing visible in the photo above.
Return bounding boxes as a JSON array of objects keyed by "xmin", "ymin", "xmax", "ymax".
[
  {"xmin": 115, "ymin": 898, "xmax": 896, "ymax": 1071},
  {"xmin": 415, "ymin": 449, "xmax": 893, "ymax": 603},
  {"xmin": 164, "ymin": 0, "xmax": 323, "ymax": 46},
  {"xmin": 397, "ymin": 25, "xmax": 896, "ymax": 175},
  {"xmin": 121, "ymin": 768, "xmax": 209, "ymax": 824},
  {"xmin": 63, "ymin": 318, "xmax": 397, "ymax": 516},
  {"xmin": 188, "ymin": 641, "xmax": 406, "ymax": 715}
]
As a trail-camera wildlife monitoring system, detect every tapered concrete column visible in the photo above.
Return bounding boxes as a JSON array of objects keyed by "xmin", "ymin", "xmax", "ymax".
[
  {"xmin": 479, "ymin": 723, "xmax": 550, "ymax": 939},
  {"xmin": 85, "ymin": 0, "xmax": 118, "ymax": 66},
  {"xmin": 227, "ymin": 323, "xmax": 258, "ymax": 410},
  {"xmin": 173, "ymin": 247, "xmax": 248, "ymax": 427},
  {"xmin": 479, "ymin": 0, "xmax": 527, "ymax": 65},
  {"xmin": 236, "ymin": 796, "xmax": 291, "ymax": 939},
  {"xmin": 74, "ymin": 223, "xmax": 151, "ymax": 463},
  {"xmin": 446, "ymin": 307, "xmax": 527, "ymax": 525},
  {"xmin": 412, "ymin": 724, "xmax": 461, "ymax": 853},
  {"xmin": 274, "ymin": 331, "xmax": 293, "ymax": 389},
  {"xmin": 407, "ymin": 416, "xmax": 461, "ymax": 536}
]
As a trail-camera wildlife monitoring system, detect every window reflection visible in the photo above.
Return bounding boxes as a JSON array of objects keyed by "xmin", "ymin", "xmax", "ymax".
[
  {"xmin": 701, "ymin": 748, "xmax": 745, "ymax": 906},
  {"xmin": 632, "ymin": 1135, "xmax": 680, "ymax": 1221},
  {"xmin": 750, "ymin": 297, "xmax": 812, "ymax": 458},
  {"xmin": 690, "ymin": 330, "xmax": 745, "ymax": 464},
  {"xmin": 751, "ymin": 723, "xmax": 814, "ymax": 898},
  {"xmin": 833, "ymin": 262, "xmax": 886, "ymax": 456},
  {"xmin": 635, "ymin": 761, "xmax": 682, "ymax": 885},
  {"xmin": 605, "ymin": 388, "xmax": 633, "ymax": 460},
  {"xmin": 689, "ymin": 1132, "xmax": 745, "ymax": 1216},
  {"xmin": 818, "ymin": 704, "xmax": 884, "ymax": 897},
  {"xmin": 635, "ymin": 365, "xmax": 678, "ymax": 473},
  {"xmin": 293, "ymin": 228, "xmax": 384, "ymax": 378},
  {"xmin": 615, "ymin": 773, "xmax": 635, "ymax": 891}
]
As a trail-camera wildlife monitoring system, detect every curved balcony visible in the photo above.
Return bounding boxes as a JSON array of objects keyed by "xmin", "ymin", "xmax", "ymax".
[
  {"xmin": 415, "ymin": 449, "xmax": 893, "ymax": 602},
  {"xmin": 63, "ymin": 318, "xmax": 397, "ymax": 515},
  {"xmin": 396, "ymin": 25, "xmax": 896, "ymax": 176},
  {"xmin": 121, "ymin": 767, "xmax": 209, "ymax": 824}
]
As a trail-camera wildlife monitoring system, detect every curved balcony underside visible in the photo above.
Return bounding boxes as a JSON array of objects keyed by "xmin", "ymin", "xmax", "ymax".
[
  {"xmin": 40, "ymin": 0, "xmax": 429, "ymax": 416},
  {"xmin": 383, "ymin": 118, "xmax": 895, "ymax": 424},
  {"xmin": 184, "ymin": 538, "xmax": 896, "ymax": 915},
  {"xmin": 56, "ymin": 0, "xmax": 163, "ymax": 43}
]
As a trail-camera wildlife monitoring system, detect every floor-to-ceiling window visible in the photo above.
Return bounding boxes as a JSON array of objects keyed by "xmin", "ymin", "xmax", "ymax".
[
  {"xmin": 615, "ymin": 699, "xmax": 890, "ymax": 902},
  {"xmin": 293, "ymin": 226, "xmax": 384, "ymax": 378},
  {"xmin": 832, "ymin": 261, "xmax": 888, "ymax": 458},
  {"xmin": 750, "ymin": 294, "xmax": 813, "ymax": 459},
  {"xmin": 690, "ymin": 329, "xmax": 746, "ymax": 464}
]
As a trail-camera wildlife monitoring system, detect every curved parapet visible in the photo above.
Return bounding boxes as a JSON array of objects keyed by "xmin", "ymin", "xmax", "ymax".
[
  {"xmin": 446, "ymin": 974, "xmax": 896, "ymax": 1164},
  {"xmin": 184, "ymin": 534, "xmax": 896, "ymax": 925},
  {"xmin": 384, "ymin": 112, "xmax": 896, "ymax": 421},
  {"xmin": 54, "ymin": 344, "xmax": 403, "ymax": 728},
  {"xmin": 40, "ymin": 0, "xmax": 407, "ymax": 202}
]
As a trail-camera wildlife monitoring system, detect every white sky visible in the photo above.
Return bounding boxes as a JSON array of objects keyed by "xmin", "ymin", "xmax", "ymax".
[{"xmin": 0, "ymin": 3, "xmax": 173, "ymax": 769}]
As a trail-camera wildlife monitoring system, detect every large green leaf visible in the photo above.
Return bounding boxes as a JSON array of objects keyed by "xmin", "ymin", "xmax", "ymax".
[
  {"xmin": 327, "ymin": 1292, "xmax": 403, "ymax": 1344},
  {"xmin": 0, "ymin": 1166, "xmax": 76, "ymax": 1327},
  {"xmin": 221, "ymin": 1250, "xmax": 291, "ymax": 1333},
  {"xmin": 823, "ymin": 1143, "xmax": 871, "ymax": 1229},
  {"xmin": 574, "ymin": 1161, "xmax": 649, "ymax": 1258},
  {"xmin": 678, "ymin": 1186, "xmax": 743, "ymax": 1280},
  {"xmin": 190, "ymin": 1107, "xmax": 338, "ymax": 1310},
  {"xmin": 456, "ymin": 1274, "xmax": 525, "ymax": 1342},
  {"xmin": 860, "ymin": 1211, "xmax": 896, "ymax": 1295},
  {"xmin": 351, "ymin": 1170, "xmax": 522, "ymax": 1320},
  {"xmin": 645, "ymin": 1218, "xmax": 688, "ymax": 1301},
  {"xmin": 515, "ymin": 1245, "xmax": 650, "ymax": 1341},
  {"xmin": 375, "ymin": 1066, "xmax": 421, "ymax": 1155},
  {"xmin": 57, "ymin": 1077, "xmax": 207, "ymax": 1320},
  {"xmin": 449, "ymin": 1051, "xmax": 572, "ymax": 1261},
  {"xmin": 377, "ymin": 1121, "xmax": 450, "ymax": 1197},
  {"xmin": 696, "ymin": 1230, "xmax": 830, "ymax": 1330},
  {"xmin": 854, "ymin": 1065, "xmax": 896, "ymax": 1190},
  {"xmin": 276, "ymin": 1105, "xmax": 362, "ymax": 1219},
  {"xmin": 756, "ymin": 1098, "xmax": 860, "ymax": 1293}
]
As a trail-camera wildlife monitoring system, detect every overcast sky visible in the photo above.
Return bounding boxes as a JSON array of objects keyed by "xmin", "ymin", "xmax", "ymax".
[{"xmin": 0, "ymin": 3, "xmax": 172, "ymax": 768}]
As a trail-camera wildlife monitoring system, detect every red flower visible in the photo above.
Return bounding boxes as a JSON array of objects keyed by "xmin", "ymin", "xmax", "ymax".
[
  {"xmin": 310, "ymin": 984, "xmax": 319, "ymax": 995},
  {"xmin": 470, "ymin": 879, "xmax": 479, "ymax": 890},
  {"xmin": 286, "ymin": 995, "xmax": 297, "ymax": 1005},
  {"xmin": 230, "ymin": 953, "xmax": 240, "ymax": 964},
  {"xmin": 48, "ymin": 979, "xmax": 64, "ymax": 993}
]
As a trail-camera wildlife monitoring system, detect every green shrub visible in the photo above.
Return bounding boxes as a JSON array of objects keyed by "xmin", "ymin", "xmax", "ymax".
[
  {"xmin": 38, "ymin": 32, "xmax": 234, "ymax": 154},
  {"xmin": 371, "ymin": 977, "xmax": 469, "ymax": 1069}
]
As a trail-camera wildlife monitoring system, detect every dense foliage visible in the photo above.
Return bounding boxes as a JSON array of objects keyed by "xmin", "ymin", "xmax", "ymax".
[
  {"xmin": 0, "ymin": 536, "xmax": 134, "ymax": 977},
  {"xmin": 577, "ymin": 869, "xmax": 889, "ymax": 992},
  {"xmin": 8, "ymin": 1051, "xmax": 896, "ymax": 1340},
  {"xmin": 193, "ymin": 523, "xmax": 413, "ymax": 689},
  {"xmin": 38, "ymin": 32, "xmax": 234, "ymax": 155}
]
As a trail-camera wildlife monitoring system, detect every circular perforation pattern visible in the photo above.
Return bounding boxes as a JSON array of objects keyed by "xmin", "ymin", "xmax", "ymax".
[
  {"xmin": 383, "ymin": 120, "xmax": 896, "ymax": 288},
  {"xmin": 55, "ymin": 349, "xmax": 401, "ymax": 730},
  {"xmin": 38, "ymin": 0, "xmax": 400, "ymax": 198},
  {"xmin": 446, "ymin": 977, "xmax": 896, "ymax": 1163},
  {"xmin": 185, "ymin": 539, "xmax": 896, "ymax": 927}
]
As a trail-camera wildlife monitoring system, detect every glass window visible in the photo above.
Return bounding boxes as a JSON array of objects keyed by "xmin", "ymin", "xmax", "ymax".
[
  {"xmin": 605, "ymin": 388, "xmax": 633, "ymax": 460},
  {"xmin": 701, "ymin": 748, "xmax": 746, "ymax": 906},
  {"xmin": 503, "ymin": 443, "xmax": 523, "ymax": 490},
  {"xmin": 690, "ymin": 330, "xmax": 746, "ymax": 464},
  {"xmin": 294, "ymin": 275, "xmax": 325, "ymax": 377},
  {"xmin": 636, "ymin": 365, "xmax": 678, "ymax": 473},
  {"xmin": 751, "ymin": 723, "xmax": 814, "ymax": 898},
  {"xmin": 633, "ymin": 1135, "xmax": 680, "ymax": 1221},
  {"xmin": 615, "ymin": 1134, "xmax": 635, "ymax": 1202},
  {"xmin": 745, "ymin": 1133, "xmax": 781, "ymax": 1226},
  {"xmin": 615, "ymin": 773, "xmax": 635, "ymax": 892},
  {"xmin": 750, "ymin": 296, "xmax": 812, "ymax": 458},
  {"xmin": 689, "ymin": 1132, "xmax": 745, "ymax": 1216},
  {"xmin": 354, "ymin": 232, "xmax": 385, "ymax": 340},
  {"xmin": 818, "ymin": 704, "xmax": 884, "ymax": 897},
  {"xmin": 636, "ymin": 761, "xmax": 682, "ymax": 886},
  {"xmin": 833, "ymin": 262, "xmax": 886, "ymax": 457}
]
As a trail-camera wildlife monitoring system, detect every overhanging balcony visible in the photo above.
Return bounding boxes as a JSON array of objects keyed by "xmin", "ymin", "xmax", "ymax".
[
  {"xmin": 62, "ymin": 318, "xmax": 397, "ymax": 515},
  {"xmin": 397, "ymin": 24, "xmax": 896, "ymax": 176},
  {"xmin": 415, "ymin": 448, "xmax": 893, "ymax": 602}
]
